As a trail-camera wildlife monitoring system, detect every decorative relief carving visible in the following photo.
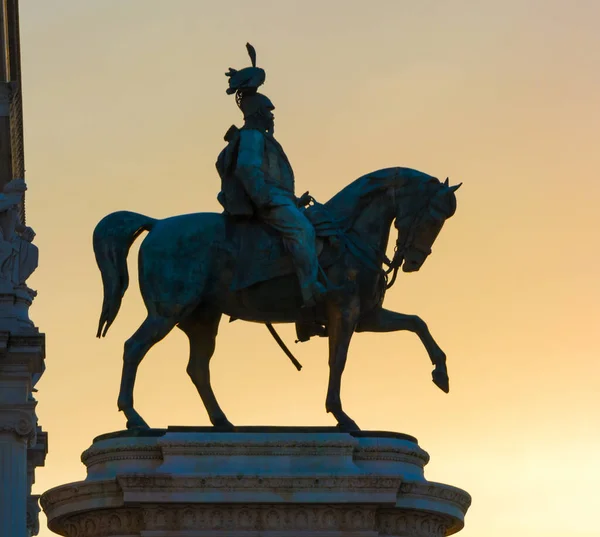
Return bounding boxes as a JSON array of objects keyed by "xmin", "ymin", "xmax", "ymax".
[
  {"xmin": 56, "ymin": 508, "xmax": 143, "ymax": 537},
  {"xmin": 50, "ymin": 505, "xmax": 461, "ymax": 537},
  {"xmin": 0, "ymin": 177, "xmax": 38, "ymax": 332},
  {"xmin": 51, "ymin": 505, "xmax": 378, "ymax": 537},
  {"xmin": 377, "ymin": 510, "xmax": 451, "ymax": 537},
  {"xmin": 0, "ymin": 178, "xmax": 37, "ymax": 297}
]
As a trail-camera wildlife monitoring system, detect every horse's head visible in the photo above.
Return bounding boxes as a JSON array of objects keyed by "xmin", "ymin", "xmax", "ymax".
[{"xmin": 393, "ymin": 178, "xmax": 461, "ymax": 273}]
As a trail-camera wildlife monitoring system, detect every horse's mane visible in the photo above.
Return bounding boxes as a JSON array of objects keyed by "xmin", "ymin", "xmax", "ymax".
[{"xmin": 322, "ymin": 167, "xmax": 439, "ymax": 230}]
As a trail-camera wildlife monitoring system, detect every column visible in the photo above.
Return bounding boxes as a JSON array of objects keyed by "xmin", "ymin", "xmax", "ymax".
[
  {"xmin": 0, "ymin": 407, "xmax": 35, "ymax": 537},
  {"xmin": 0, "ymin": 332, "xmax": 44, "ymax": 537}
]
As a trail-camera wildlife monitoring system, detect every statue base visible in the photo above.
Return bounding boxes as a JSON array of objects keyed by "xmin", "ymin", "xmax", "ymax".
[{"xmin": 41, "ymin": 427, "xmax": 470, "ymax": 537}]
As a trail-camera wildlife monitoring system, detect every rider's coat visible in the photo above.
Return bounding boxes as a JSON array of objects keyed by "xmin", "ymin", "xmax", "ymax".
[{"xmin": 216, "ymin": 127, "xmax": 319, "ymax": 302}]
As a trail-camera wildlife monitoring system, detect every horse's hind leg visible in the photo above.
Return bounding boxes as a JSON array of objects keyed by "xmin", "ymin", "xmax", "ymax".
[
  {"xmin": 117, "ymin": 315, "xmax": 176, "ymax": 429},
  {"xmin": 178, "ymin": 313, "xmax": 233, "ymax": 430}
]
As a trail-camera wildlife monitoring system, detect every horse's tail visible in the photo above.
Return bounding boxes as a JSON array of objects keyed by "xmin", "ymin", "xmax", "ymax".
[{"xmin": 93, "ymin": 211, "xmax": 156, "ymax": 338}]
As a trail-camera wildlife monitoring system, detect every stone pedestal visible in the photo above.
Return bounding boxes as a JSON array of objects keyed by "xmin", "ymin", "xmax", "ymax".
[{"xmin": 41, "ymin": 427, "xmax": 470, "ymax": 537}]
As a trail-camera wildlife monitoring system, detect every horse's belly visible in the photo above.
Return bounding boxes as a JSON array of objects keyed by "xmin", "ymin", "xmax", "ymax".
[{"xmin": 213, "ymin": 274, "xmax": 309, "ymax": 324}]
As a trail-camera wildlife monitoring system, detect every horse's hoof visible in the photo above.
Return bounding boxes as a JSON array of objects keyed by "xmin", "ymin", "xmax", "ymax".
[
  {"xmin": 432, "ymin": 369, "xmax": 450, "ymax": 393},
  {"xmin": 336, "ymin": 419, "xmax": 361, "ymax": 432},
  {"xmin": 212, "ymin": 417, "xmax": 235, "ymax": 431},
  {"xmin": 126, "ymin": 419, "xmax": 150, "ymax": 430},
  {"xmin": 124, "ymin": 409, "xmax": 150, "ymax": 430}
]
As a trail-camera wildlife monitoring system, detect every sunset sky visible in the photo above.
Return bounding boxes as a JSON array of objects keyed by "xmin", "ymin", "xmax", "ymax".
[{"xmin": 20, "ymin": 1, "xmax": 600, "ymax": 536}]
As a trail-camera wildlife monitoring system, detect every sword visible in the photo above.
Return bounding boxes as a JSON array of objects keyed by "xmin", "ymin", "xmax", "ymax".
[{"xmin": 265, "ymin": 323, "xmax": 303, "ymax": 371}]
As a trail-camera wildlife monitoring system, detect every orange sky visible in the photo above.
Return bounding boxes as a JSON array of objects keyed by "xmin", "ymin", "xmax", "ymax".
[{"xmin": 21, "ymin": 2, "xmax": 600, "ymax": 536}]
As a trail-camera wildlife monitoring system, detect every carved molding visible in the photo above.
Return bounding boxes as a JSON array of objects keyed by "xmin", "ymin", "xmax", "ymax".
[
  {"xmin": 159, "ymin": 438, "xmax": 356, "ymax": 448},
  {"xmin": 41, "ymin": 474, "xmax": 403, "ymax": 522},
  {"xmin": 4, "ymin": 333, "xmax": 45, "ymax": 350},
  {"xmin": 400, "ymin": 482, "xmax": 472, "ymax": 512},
  {"xmin": 0, "ymin": 332, "xmax": 45, "ymax": 364},
  {"xmin": 41, "ymin": 481, "xmax": 122, "ymax": 513},
  {"xmin": 354, "ymin": 445, "xmax": 430, "ymax": 466},
  {"xmin": 81, "ymin": 436, "xmax": 433, "ymax": 469},
  {"xmin": 81, "ymin": 444, "xmax": 161, "ymax": 467},
  {"xmin": 81, "ymin": 441, "xmax": 353, "ymax": 470},
  {"xmin": 117, "ymin": 473, "xmax": 402, "ymax": 492},
  {"xmin": 155, "ymin": 437, "xmax": 357, "ymax": 459},
  {"xmin": 161, "ymin": 444, "xmax": 355, "ymax": 457}
]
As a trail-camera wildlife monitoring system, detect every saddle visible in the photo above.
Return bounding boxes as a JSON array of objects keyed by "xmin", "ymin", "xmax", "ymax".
[{"xmin": 227, "ymin": 203, "xmax": 342, "ymax": 291}]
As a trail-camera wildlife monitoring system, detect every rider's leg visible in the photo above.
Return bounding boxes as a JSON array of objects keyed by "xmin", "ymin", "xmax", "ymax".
[{"xmin": 260, "ymin": 199, "xmax": 326, "ymax": 306}]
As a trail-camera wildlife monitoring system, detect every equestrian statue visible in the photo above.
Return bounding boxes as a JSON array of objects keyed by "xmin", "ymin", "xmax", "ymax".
[{"xmin": 93, "ymin": 44, "xmax": 462, "ymax": 431}]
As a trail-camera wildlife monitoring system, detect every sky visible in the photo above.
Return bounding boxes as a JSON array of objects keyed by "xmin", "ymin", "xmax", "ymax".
[{"xmin": 17, "ymin": 1, "xmax": 600, "ymax": 536}]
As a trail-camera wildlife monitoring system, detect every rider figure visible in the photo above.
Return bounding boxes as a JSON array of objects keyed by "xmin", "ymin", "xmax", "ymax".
[{"xmin": 216, "ymin": 44, "xmax": 327, "ymax": 307}]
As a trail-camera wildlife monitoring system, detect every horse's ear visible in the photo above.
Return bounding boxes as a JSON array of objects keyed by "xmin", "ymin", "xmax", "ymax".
[
  {"xmin": 444, "ymin": 177, "xmax": 449, "ymax": 186},
  {"xmin": 450, "ymin": 182, "xmax": 462, "ymax": 192}
]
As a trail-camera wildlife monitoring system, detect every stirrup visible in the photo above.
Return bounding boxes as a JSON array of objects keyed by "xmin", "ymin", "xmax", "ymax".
[{"xmin": 295, "ymin": 322, "xmax": 327, "ymax": 343}]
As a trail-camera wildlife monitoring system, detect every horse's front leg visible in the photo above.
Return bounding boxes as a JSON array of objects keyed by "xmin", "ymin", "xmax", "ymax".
[
  {"xmin": 356, "ymin": 308, "xmax": 450, "ymax": 393},
  {"xmin": 326, "ymin": 298, "xmax": 361, "ymax": 431}
]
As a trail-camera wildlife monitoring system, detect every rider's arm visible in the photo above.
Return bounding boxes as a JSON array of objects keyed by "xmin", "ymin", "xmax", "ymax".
[
  {"xmin": 234, "ymin": 129, "xmax": 272, "ymax": 209},
  {"xmin": 0, "ymin": 192, "xmax": 22, "ymax": 213}
]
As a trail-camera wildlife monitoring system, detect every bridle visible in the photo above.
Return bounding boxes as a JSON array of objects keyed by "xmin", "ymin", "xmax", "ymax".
[{"xmin": 384, "ymin": 186, "xmax": 439, "ymax": 289}]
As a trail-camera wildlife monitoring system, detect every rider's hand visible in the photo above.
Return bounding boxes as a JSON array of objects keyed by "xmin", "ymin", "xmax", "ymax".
[
  {"xmin": 296, "ymin": 191, "xmax": 312, "ymax": 208},
  {"xmin": 20, "ymin": 226, "xmax": 36, "ymax": 242}
]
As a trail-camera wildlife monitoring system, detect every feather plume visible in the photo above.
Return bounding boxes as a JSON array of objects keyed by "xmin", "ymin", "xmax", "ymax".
[{"xmin": 246, "ymin": 42, "xmax": 257, "ymax": 67}]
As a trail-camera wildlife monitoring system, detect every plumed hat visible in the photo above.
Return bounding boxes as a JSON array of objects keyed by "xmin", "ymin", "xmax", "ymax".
[{"xmin": 225, "ymin": 43, "xmax": 266, "ymax": 107}]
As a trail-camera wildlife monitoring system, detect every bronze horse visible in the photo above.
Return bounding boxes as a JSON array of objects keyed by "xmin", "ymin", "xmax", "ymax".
[{"xmin": 94, "ymin": 167, "xmax": 460, "ymax": 431}]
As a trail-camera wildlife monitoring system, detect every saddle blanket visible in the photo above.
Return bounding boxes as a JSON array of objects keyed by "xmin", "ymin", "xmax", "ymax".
[{"xmin": 228, "ymin": 203, "xmax": 341, "ymax": 291}]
